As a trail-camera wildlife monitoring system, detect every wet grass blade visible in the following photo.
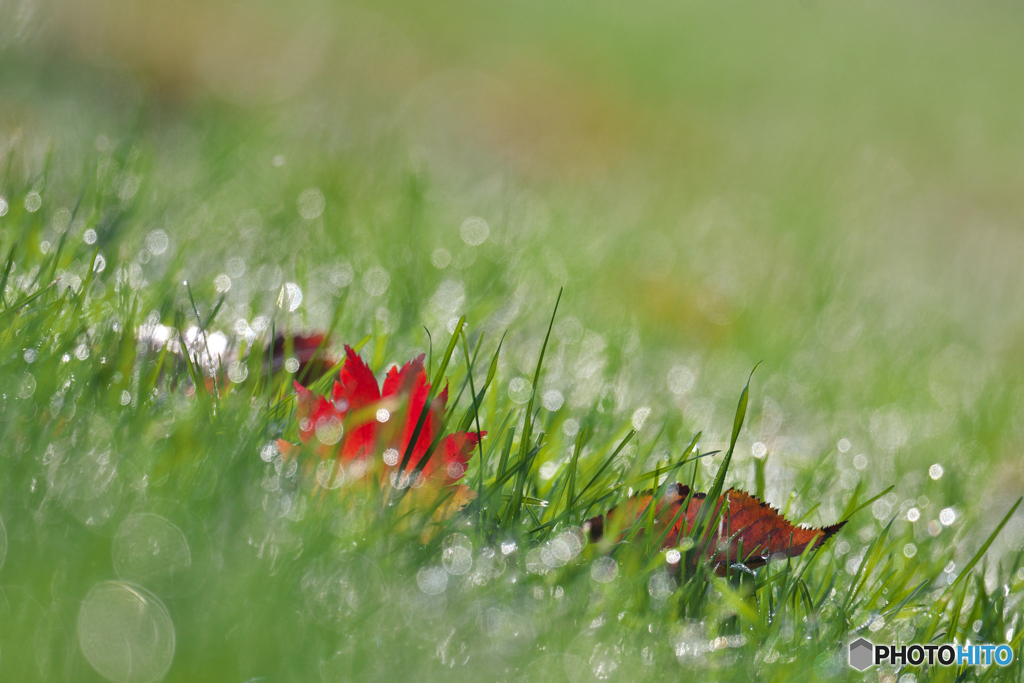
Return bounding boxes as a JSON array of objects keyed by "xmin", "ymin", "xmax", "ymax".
[
  {"xmin": 841, "ymin": 484, "xmax": 895, "ymax": 522},
  {"xmin": 460, "ymin": 328, "xmax": 488, "ymax": 533},
  {"xmin": 506, "ymin": 288, "xmax": 561, "ymax": 527},
  {"xmin": 942, "ymin": 496, "xmax": 1021, "ymax": 598},
  {"xmin": 185, "ymin": 280, "xmax": 221, "ymax": 400},
  {"xmin": 0, "ymin": 242, "xmax": 17, "ymax": 308},
  {"xmin": 574, "ymin": 429, "xmax": 636, "ymax": 516},
  {"xmin": 690, "ymin": 363, "xmax": 759, "ymax": 560},
  {"xmin": 0, "ymin": 278, "xmax": 60, "ymax": 322},
  {"xmin": 201, "ymin": 293, "xmax": 227, "ymax": 331},
  {"xmin": 841, "ymin": 515, "xmax": 895, "ymax": 614},
  {"xmin": 458, "ymin": 331, "xmax": 505, "ymax": 432},
  {"xmin": 397, "ymin": 314, "xmax": 465, "ymax": 477},
  {"xmin": 564, "ymin": 424, "xmax": 592, "ymax": 521},
  {"xmin": 496, "ymin": 422, "xmax": 516, "ymax": 480}
]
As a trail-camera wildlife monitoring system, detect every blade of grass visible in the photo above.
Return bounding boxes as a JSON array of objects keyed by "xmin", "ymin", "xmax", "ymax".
[
  {"xmin": 184, "ymin": 280, "xmax": 221, "ymax": 400},
  {"xmin": 942, "ymin": 497, "xmax": 1022, "ymax": 598},
  {"xmin": 841, "ymin": 485, "xmax": 895, "ymax": 522},
  {"xmin": 458, "ymin": 331, "xmax": 505, "ymax": 432},
  {"xmin": 396, "ymin": 315, "xmax": 465, "ymax": 477},
  {"xmin": 0, "ymin": 242, "xmax": 17, "ymax": 308},
  {"xmin": 506, "ymin": 288, "xmax": 561, "ymax": 527},
  {"xmin": 460, "ymin": 328, "xmax": 488, "ymax": 535},
  {"xmin": 841, "ymin": 516, "xmax": 896, "ymax": 614},
  {"xmin": 690, "ymin": 364, "xmax": 760, "ymax": 565},
  {"xmin": 496, "ymin": 422, "xmax": 516, "ymax": 480},
  {"xmin": 573, "ymin": 429, "xmax": 636, "ymax": 518}
]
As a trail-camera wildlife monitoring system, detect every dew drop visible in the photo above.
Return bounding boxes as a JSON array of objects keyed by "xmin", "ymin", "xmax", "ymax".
[
  {"xmin": 460, "ymin": 217, "xmax": 489, "ymax": 246},
  {"xmin": 78, "ymin": 582, "xmax": 175, "ymax": 683},
  {"xmin": 297, "ymin": 188, "xmax": 325, "ymax": 219}
]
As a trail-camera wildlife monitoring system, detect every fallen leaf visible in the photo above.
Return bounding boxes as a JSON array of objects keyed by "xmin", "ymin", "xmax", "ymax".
[
  {"xmin": 281, "ymin": 345, "xmax": 484, "ymax": 491},
  {"xmin": 587, "ymin": 484, "xmax": 845, "ymax": 569}
]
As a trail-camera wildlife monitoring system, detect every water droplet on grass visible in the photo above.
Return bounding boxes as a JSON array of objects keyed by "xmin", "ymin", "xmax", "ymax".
[
  {"xmin": 226, "ymin": 257, "xmax": 246, "ymax": 278},
  {"xmin": 508, "ymin": 378, "xmax": 532, "ymax": 404},
  {"xmin": 872, "ymin": 498, "xmax": 892, "ymax": 520},
  {"xmin": 315, "ymin": 416, "xmax": 344, "ymax": 445},
  {"xmin": 539, "ymin": 462, "xmax": 558, "ymax": 480},
  {"xmin": 460, "ymin": 217, "xmax": 489, "ymax": 246},
  {"xmin": 260, "ymin": 442, "xmax": 278, "ymax": 462},
  {"xmin": 542, "ymin": 390, "xmax": 564, "ymax": 411},
  {"xmin": 362, "ymin": 267, "xmax": 390, "ymax": 296},
  {"xmin": 590, "ymin": 557, "xmax": 618, "ymax": 583},
  {"xmin": 297, "ymin": 188, "xmax": 325, "ymax": 219},
  {"xmin": 77, "ymin": 582, "xmax": 175, "ymax": 683},
  {"xmin": 117, "ymin": 173, "xmax": 139, "ymax": 201},
  {"xmin": 227, "ymin": 361, "xmax": 248, "ymax": 383},
  {"xmin": 431, "ymin": 248, "xmax": 451, "ymax": 268},
  {"xmin": 145, "ymin": 230, "xmax": 169, "ymax": 255},
  {"xmin": 442, "ymin": 534, "xmax": 473, "ymax": 575},
  {"xmin": 555, "ymin": 316, "xmax": 583, "ymax": 343},
  {"xmin": 278, "ymin": 282, "xmax": 303, "ymax": 311},
  {"xmin": 330, "ymin": 262, "xmax": 353, "ymax": 289},
  {"xmin": 24, "ymin": 192, "xmax": 42, "ymax": 213},
  {"xmin": 18, "ymin": 372, "xmax": 36, "ymax": 398},
  {"xmin": 315, "ymin": 460, "xmax": 345, "ymax": 489},
  {"xmin": 649, "ymin": 571, "xmax": 676, "ymax": 599},
  {"xmin": 416, "ymin": 566, "xmax": 447, "ymax": 594},
  {"xmin": 632, "ymin": 406, "xmax": 652, "ymax": 430}
]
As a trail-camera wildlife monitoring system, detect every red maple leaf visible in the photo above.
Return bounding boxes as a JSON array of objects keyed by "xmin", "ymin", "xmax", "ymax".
[
  {"xmin": 587, "ymin": 483, "xmax": 845, "ymax": 569},
  {"xmin": 281, "ymin": 345, "xmax": 483, "ymax": 489}
]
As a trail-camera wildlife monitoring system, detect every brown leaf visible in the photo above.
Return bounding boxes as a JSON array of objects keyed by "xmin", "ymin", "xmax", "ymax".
[{"xmin": 587, "ymin": 484, "xmax": 845, "ymax": 568}]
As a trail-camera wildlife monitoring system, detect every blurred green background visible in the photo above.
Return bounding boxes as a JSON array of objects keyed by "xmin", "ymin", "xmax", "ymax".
[
  {"xmin": 11, "ymin": 0, "xmax": 1021, "ymax": 509},
  {"xmin": 2, "ymin": 0, "xmax": 1024, "ymax": 680}
]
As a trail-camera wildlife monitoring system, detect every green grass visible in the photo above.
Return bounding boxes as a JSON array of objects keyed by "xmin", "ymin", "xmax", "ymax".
[{"xmin": 3, "ymin": 1, "xmax": 1024, "ymax": 681}]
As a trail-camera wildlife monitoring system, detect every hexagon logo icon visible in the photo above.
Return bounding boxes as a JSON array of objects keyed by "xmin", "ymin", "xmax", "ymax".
[{"xmin": 849, "ymin": 638, "xmax": 874, "ymax": 671}]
